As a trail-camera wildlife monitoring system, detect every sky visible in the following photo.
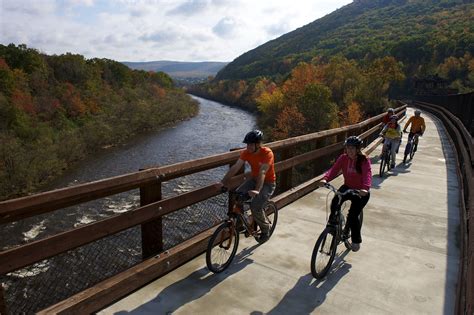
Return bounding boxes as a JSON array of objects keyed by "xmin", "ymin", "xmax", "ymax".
[{"xmin": 0, "ymin": 0, "xmax": 353, "ymax": 62}]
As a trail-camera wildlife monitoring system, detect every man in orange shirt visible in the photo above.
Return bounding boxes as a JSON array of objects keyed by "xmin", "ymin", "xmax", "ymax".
[
  {"xmin": 220, "ymin": 129, "xmax": 276, "ymax": 243},
  {"xmin": 403, "ymin": 109, "xmax": 426, "ymax": 152}
]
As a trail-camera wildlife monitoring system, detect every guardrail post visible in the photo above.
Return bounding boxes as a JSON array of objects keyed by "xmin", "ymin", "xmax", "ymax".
[
  {"xmin": 280, "ymin": 148, "xmax": 293, "ymax": 191},
  {"xmin": 0, "ymin": 284, "xmax": 7, "ymax": 315},
  {"xmin": 140, "ymin": 177, "xmax": 163, "ymax": 260}
]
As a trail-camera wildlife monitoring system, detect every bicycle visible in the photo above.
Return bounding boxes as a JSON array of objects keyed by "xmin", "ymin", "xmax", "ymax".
[
  {"xmin": 206, "ymin": 189, "xmax": 278, "ymax": 273},
  {"xmin": 403, "ymin": 132, "xmax": 421, "ymax": 163},
  {"xmin": 379, "ymin": 138, "xmax": 393, "ymax": 177},
  {"xmin": 310, "ymin": 182, "xmax": 363, "ymax": 279}
]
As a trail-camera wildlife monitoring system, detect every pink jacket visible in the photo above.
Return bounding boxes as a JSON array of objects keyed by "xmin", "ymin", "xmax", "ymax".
[{"xmin": 323, "ymin": 154, "xmax": 372, "ymax": 190}]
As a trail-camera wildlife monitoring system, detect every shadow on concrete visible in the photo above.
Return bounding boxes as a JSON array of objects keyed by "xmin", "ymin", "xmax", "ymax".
[
  {"xmin": 114, "ymin": 244, "xmax": 260, "ymax": 315},
  {"xmin": 428, "ymin": 110, "xmax": 461, "ymax": 315},
  {"xmin": 251, "ymin": 250, "xmax": 352, "ymax": 315}
]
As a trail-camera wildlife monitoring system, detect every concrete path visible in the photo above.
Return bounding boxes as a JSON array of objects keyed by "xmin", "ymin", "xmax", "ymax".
[{"xmin": 100, "ymin": 107, "xmax": 460, "ymax": 315}]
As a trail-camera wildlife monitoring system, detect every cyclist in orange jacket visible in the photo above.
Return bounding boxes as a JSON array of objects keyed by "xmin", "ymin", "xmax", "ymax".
[
  {"xmin": 219, "ymin": 130, "xmax": 276, "ymax": 243},
  {"xmin": 403, "ymin": 109, "xmax": 426, "ymax": 152}
]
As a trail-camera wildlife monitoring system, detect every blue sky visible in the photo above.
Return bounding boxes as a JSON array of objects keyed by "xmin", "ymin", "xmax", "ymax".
[{"xmin": 1, "ymin": 0, "xmax": 353, "ymax": 62}]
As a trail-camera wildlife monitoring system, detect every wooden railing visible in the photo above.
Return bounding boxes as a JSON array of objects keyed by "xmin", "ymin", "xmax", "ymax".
[
  {"xmin": 413, "ymin": 100, "xmax": 474, "ymax": 315},
  {"xmin": 0, "ymin": 105, "xmax": 406, "ymax": 314}
]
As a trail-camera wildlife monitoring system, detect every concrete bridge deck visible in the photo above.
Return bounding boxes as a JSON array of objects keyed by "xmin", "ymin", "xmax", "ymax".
[{"xmin": 100, "ymin": 108, "xmax": 460, "ymax": 315}]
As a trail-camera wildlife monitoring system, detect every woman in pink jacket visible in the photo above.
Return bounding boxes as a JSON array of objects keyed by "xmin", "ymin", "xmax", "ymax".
[{"xmin": 317, "ymin": 136, "xmax": 372, "ymax": 252}]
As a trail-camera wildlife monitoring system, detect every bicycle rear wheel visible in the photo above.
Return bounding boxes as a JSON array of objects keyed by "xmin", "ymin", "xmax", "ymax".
[
  {"xmin": 206, "ymin": 222, "xmax": 239, "ymax": 273},
  {"xmin": 311, "ymin": 227, "xmax": 337, "ymax": 279}
]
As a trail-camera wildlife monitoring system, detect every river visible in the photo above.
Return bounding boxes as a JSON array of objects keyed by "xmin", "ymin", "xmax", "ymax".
[{"xmin": 1, "ymin": 95, "xmax": 256, "ymax": 249}]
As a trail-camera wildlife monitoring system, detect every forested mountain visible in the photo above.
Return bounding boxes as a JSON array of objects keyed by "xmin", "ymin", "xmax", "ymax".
[
  {"xmin": 0, "ymin": 44, "xmax": 199, "ymax": 200},
  {"xmin": 190, "ymin": 0, "xmax": 473, "ymax": 142},
  {"xmin": 217, "ymin": 0, "xmax": 473, "ymax": 89},
  {"xmin": 123, "ymin": 61, "xmax": 228, "ymax": 78}
]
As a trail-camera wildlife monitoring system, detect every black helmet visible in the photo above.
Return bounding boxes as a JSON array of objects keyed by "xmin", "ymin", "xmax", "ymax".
[
  {"xmin": 387, "ymin": 108, "xmax": 394, "ymax": 113},
  {"xmin": 344, "ymin": 136, "xmax": 363, "ymax": 148},
  {"xmin": 243, "ymin": 130, "xmax": 263, "ymax": 144}
]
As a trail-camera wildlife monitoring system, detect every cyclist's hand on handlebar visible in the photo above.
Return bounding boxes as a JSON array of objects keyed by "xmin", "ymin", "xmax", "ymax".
[{"xmin": 317, "ymin": 179, "xmax": 327, "ymax": 187}]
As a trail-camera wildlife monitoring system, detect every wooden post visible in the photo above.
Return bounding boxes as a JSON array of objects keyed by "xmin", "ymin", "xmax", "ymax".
[
  {"xmin": 280, "ymin": 148, "xmax": 293, "ymax": 191},
  {"xmin": 140, "ymin": 177, "xmax": 163, "ymax": 260},
  {"xmin": 0, "ymin": 283, "xmax": 8, "ymax": 315}
]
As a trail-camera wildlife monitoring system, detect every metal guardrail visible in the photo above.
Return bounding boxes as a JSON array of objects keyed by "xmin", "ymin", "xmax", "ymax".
[
  {"xmin": 413, "ymin": 100, "xmax": 473, "ymax": 315},
  {"xmin": 0, "ymin": 105, "xmax": 406, "ymax": 314}
]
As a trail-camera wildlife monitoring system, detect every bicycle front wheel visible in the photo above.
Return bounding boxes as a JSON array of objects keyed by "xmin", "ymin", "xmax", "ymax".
[
  {"xmin": 206, "ymin": 222, "xmax": 239, "ymax": 273},
  {"xmin": 311, "ymin": 227, "xmax": 337, "ymax": 279},
  {"xmin": 403, "ymin": 142, "xmax": 411, "ymax": 163},
  {"xmin": 410, "ymin": 143, "xmax": 416, "ymax": 159},
  {"xmin": 379, "ymin": 154, "xmax": 386, "ymax": 177}
]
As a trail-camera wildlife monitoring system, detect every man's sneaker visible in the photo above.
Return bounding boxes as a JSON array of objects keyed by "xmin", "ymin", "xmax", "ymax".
[
  {"xmin": 351, "ymin": 243, "xmax": 360, "ymax": 252},
  {"xmin": 257, "ymin": 231, "xmax": 270, "ymax": 244},
  {"xmin": 390, "ymin": 163, "xmax": 395, "ymax": 169}
]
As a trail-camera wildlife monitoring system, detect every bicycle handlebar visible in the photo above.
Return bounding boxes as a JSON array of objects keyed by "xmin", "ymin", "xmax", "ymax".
[{"xmin": 322, "ymin": 182, "xmax": 360, "ymax": 197}]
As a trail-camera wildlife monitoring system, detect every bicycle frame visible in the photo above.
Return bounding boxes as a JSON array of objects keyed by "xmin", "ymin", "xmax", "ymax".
[
  {"xmin": 310, "ymin": 182, "xmax": 361, "ymax": 279},
  {"xmin": 403, "ymin": 132, "xmax": 420, "ymax": 163},
  {"xmin": 379, "ymin": 139, "xmax": 393, "ymax": 176},
  {"xmin": 323, "ymin": 183, "xmax": 357, "ymax": 239},
  {"xmin": 228, "ymin": 192, "xmax": 259, "ymax": 237}
]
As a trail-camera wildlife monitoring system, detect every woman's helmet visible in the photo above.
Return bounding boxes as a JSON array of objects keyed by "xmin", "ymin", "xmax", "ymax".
[
  {"xmin": 390, "ymin": 115, "xmax": 398, "ymax": 121},
  {"xmin": 387, "ymin": 108, "xmax": 394, "ymax": 113},
  {"xmin": 243, "ymin": 129, "xmax": 263, "ymax": 144},
  {"xmin": 414, "ymin": 109, "xmax": 421, "ymax": 116},
  {"xmin": 344, "ymin": 135, "xmax": 363, "ymax": 148}
]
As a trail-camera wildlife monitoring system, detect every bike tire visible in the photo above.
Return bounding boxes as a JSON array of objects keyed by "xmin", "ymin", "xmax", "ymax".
[
  {"xmin": 403, "ymin": 142, "xmax": 411, "ymax": 163},
  {"xmin": 410, "ymin": 143, "xmax": 416, "ymax": 159},
  {"xmin": 206, "ymin": 222, "xmax": 239, "ymax": 273},
  {"xmin": 379, "ymin": 153, "xmax": 387, "ymax": 177},
  {"xmin": 311, "ymin": 227, "xmax": 337, "ymax": 279}
]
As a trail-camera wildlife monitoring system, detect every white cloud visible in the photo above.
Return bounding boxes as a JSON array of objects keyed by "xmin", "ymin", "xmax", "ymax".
[
  {"xmin": 212, "ymin": 17, "xmax": 239, "ymax": 38},
  {"xmin": 0, "ymin": 0, "xmax": 353, "ymax": 62}
]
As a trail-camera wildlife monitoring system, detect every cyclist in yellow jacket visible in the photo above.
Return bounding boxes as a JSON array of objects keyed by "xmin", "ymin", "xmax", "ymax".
[
  {"xmin": 403, "ymin": 109, "xmax": 426, "ymax": 153},
  {"xmin": 380, "ymin": 115, "xmax": 402, "ymax": 168}
]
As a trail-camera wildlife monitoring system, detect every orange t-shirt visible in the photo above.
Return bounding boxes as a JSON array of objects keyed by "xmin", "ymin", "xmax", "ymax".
[{"xmin": 240, "ymin": 146, "xmax": 276, "ymax": 183}]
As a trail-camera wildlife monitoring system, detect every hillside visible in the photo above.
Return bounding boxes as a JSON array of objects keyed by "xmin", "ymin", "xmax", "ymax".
[
  {"xmin": 216, "ymin": 0, "xmax": 473, "ymax": 85},
  {"xmin": 123, "ymin": 61, "xmax": 228, "ymax": 78},
  {"xmin": 0, "ymin": 44, "xmax": 199, "ymax": 200}
]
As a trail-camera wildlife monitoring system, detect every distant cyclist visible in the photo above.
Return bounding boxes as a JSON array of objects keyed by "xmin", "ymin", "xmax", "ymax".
[
  {"xmin": 403, "ymin": 109, "xmax": 426, "ymax": 153},
  {"xmin": 219, "ymin": 129, "xmax": 276, "ymax": 243},
  {"xmin": 317, "ymin": 136, "xmax": 372, "ymax": 252},
  {"xmin": 382, "ymin": 107, "xmax": 395, "ymax": 125},
  {"xmin": 380, "ymin": 115, "xmax": 402, "ymax": 168}
]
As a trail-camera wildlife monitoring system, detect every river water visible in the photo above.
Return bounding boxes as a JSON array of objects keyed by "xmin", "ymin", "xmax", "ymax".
[
  {"xmin": 1, "ymin": 95, "xmax": 257, "ymax": 313},
  {"xmin": 1, "ymin": 95, "xmax": 256, "ymax": 249}
]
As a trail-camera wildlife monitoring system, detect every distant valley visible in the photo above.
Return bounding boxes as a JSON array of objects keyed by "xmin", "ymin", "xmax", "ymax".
[{"xmin": 122, "ymin": 60, "xmax": 228, "ymax": 83}]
